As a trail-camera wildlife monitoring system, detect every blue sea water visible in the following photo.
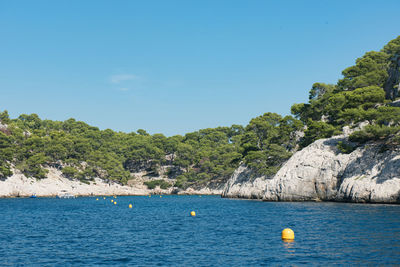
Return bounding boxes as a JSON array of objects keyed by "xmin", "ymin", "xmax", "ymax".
[{"xmin": 0, "ymin": 195, "xmax": 400, "ymax": 266}]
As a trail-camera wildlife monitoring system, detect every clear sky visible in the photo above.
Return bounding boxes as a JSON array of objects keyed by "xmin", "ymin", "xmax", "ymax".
[{"xmin": 1, "ymin": 0, "xmax": 399, "ymax": 136}]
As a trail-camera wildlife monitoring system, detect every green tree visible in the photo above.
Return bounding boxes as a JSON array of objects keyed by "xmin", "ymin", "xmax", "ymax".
[
  {"xmin": 0, "ymin": 110, "xmax": 11, "ymax": 124},
  {"xmin": 338, "ymin": 51, "xmax": 389, "ymax": 91},
  {"xmin": 300, "ymin": 120, "xmax": 340, "ymax": 148}
]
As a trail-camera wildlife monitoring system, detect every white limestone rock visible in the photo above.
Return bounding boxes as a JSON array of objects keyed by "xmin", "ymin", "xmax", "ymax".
[
  {"xmin": 223, "ymin": 135, "xmax": 400, "ymax": 203},
  {"xmin": 0, "ymin": 168, "xmax": 222, "ymax": 197},
  {"xmin": 337, "ymin": 146, "xmax": 400, "ymax": 203},
  {"xmin": 263, "ymin": 136, "xmax": 352, "ymax": 201},
  {"xmin": 222, "ymin": 165, "xmax": 269, "ymax": 199}
]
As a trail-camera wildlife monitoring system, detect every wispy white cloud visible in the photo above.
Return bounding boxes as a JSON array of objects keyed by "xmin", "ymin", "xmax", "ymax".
[{"xmin": 110, "ymin": 74, "xmax": 138, "ymax": 84}]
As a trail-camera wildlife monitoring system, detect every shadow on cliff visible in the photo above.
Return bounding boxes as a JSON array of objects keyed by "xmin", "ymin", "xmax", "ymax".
[
  {"xmin": 339, "ymin": 144, "xmax": 400, "ymax": 185},
  {"xmin": 322, "ymin": 137, "xmax": 348, "ymax": 155}
]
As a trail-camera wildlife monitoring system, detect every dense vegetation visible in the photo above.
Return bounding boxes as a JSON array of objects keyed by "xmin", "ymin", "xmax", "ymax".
[
  {"xmin": 291, "ymin": 36, "xmax": 400, "ymax": 147},
  {"xmin": 0, "ymin": 110, "xmax": 299, "ymax": 188},
  {"xmin": 0, "ymin": 36, "xmax": 399, "ymax": 188}
]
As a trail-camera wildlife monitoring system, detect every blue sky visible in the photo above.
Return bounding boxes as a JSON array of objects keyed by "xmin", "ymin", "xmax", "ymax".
[{"xmin": 1, "ymin": 0, "xmax": 399, "ymax": 136}]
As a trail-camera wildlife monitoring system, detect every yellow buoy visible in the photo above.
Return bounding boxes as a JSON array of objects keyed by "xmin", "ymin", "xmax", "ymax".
[
  {"xmin": 282, "ymin": 228, "xmax": 295, "ymax": 240},
  {"xmin": 114, "ymin": 201, "xmax": 117, "ymax": 205},
  {"xmin": 160, "ymin": 195, "xmax": 162, "ymax": 198},
  {"xmin": 103, "ymin": 197, "xmax": 106, "ymax": 200},
  {"xmin": 96, "ymin": 198, "xmax": 99, "ymax": 201},
  {"xmin": 129, "ymin": 204, "xmax": 132, "ymax": 208},
  {"xmin": 111, "ymin": 199, "xmax": 114, "ymax": 202},
  {"xmin": 190, "ymin": 211, "xmax": 196, "ymax": 217}
]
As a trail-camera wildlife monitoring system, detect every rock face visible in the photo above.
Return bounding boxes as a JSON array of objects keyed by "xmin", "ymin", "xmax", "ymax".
[
  {"xmin": 223, "ymin": 136, "xmax": 400, "ymax": 203},
  {"xmin": 222, "ymin": 165, "xmax": 270, "ymax": 199}
]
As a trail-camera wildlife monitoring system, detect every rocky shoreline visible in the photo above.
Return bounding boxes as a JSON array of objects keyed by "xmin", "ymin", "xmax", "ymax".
[
  {"xmin": 0, "ymin": 168, "xmax": 222, "ymax": 198},
  {"xmin": 2, "ymin": 135, "xmax": 400, "ymax": 203},
  {"xmin": 222, "ymin": 135, "xmax": 400, "ymax": 204}
]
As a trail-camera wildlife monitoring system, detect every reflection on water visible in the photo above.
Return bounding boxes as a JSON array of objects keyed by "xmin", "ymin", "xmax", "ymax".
[{"xmin": 282, "ymin": 240, "xmax": 296, "ymax": 254}]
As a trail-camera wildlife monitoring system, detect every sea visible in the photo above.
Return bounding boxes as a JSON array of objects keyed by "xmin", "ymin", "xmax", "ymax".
[{"xmin": 0, "ymin": 195, "xmax": 399, "ymax": 266}]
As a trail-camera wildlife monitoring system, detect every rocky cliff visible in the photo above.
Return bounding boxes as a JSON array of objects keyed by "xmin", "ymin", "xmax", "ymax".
[
  {"xmin": 221, "ymin": 165, "xmax": 268, "ymax": 199},
  {"xmin": 223, "ymin": 136, "xmax": 400, "ymax": 203}
]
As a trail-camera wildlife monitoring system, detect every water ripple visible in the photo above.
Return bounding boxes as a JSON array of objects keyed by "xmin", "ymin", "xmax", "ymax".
[{"xmin": 0, "ymin": 196, "xmax": 399, "ymax": 265}]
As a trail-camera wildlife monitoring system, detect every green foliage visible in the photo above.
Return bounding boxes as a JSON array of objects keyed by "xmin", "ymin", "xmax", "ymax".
[
  {"xmin": 0, "ymin": 110, "xmax": 11, "ymax": 124},
  {"xmin": 382, "ymin": 36, "xmax": 400, "ymax": 56},
  {"xmin": 17, "ymin": 153, "xmax": 49, "ymax": 178},
  {"xmin": 172, "ymin": 126, "xmax": 245, "ymax": 188},
  {"xmin": 144, "ymin": 179, "xmax": 171, "ymax": 189},
  {"xmin": 342, "ymin": 86, "xmax": 385, "ymax": 109},
  {"xmin": 340, "ymin": 106, "xmax": 400, "ymax": 125},
  {"xmin": 244, "ymin": 146, "xmax": 292, "ymax": 177},
  {"xmin": 337, "ymin": 141, "xmax": 356, "ymax": 154},
  {"xmin": 240, "ymin": 113, "xmax": 302, "ymax": 176},
  {"xmin": 338, "ymin": 51, "xmax": 389, "ymax": 90},
  {"xmin": 17, "ymin": 113, "xmax": 42, "ymax": 130},
  {"xmin": 1, "ymin": 109, "xmax": 301, "ymax": 184},
  {"xmin": 291, "ymin": 83, "xmax": 337, "ymax": 123},
  {"xmin": 173, "ymin": 143, "xmax": 194, "ymax": 170},
  {"xmin": 0, "ymin": 111, "xmax": 245, "ymax": 187},
  {"xmin": 300, "ymin": 120, "xmax": 340, "ymax": 148},
  {"xmin": 349, "ymin": 125, "xmax": 400, "ymax": 143},
  {"xmin": 137, "ymin": 129, "xmax": 149, "ymax": 136},
  {"xmin": 0, "ymin": 131, "xmax": 13, "ymax": 178},
  {"xmin": 326, "ymin": 86, "xmax": 385, "ymax": 124},
  {"xmin": 292, "ymin": 36, "xmax": 400, "ymax": 145},
  {"xmin": 0, "ymin": 165, "xmax": 12, "ymax": 178},
  {"xmin": 309, "ymin": 83, "xmax": 335, "ymax": 101},
  {"xmin": 62, "ymin": 166, "xmax": 79, "ymax": 179}
]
